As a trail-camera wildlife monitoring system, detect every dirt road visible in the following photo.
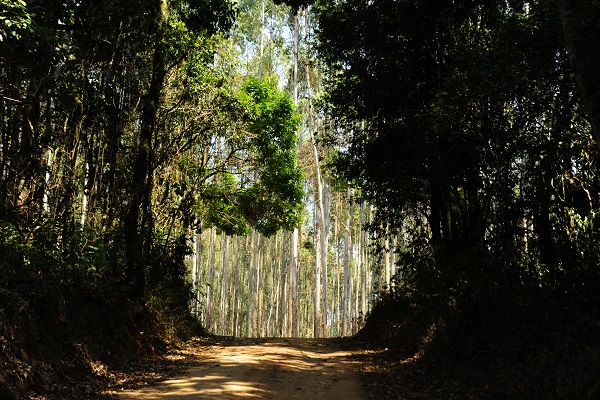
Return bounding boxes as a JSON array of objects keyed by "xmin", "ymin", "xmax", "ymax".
[{"xmin": 114, "ymin": 338, "xmax": 365, "ymax": 400}]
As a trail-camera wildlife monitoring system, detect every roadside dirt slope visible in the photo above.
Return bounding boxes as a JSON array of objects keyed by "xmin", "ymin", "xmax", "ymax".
[{"xmin": 111, "ymin": 338, "xmax": 364, "ymax": 400}]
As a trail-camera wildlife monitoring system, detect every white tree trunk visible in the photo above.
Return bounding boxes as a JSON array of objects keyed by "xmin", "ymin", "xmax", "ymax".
[
  {"xmin": 279, "ymin": 232, "xmax": 288, "ymax": 336},
  {"xmin": 191, "ymin": 224, "xmax": 201, "ymax": 319},
  {"xmin": 360, "ymin": 202, "xmax": 367, "ymax": 327},
  {"xmin": 384, "ymin": 234, "xmax": 390, "ymax": 289},
  {"xmin": 256, "ymin": 234, "xmax": 264, "ymax": 337},
  {"xmin": 391, "ymin": 234, "xmax": 396, "ymax": 287},
  {"xmin": 221, "ymin": 235, "xmax": 230, "ymax": 335},
  {"xmin": 313, "ymin": 200, "xmax": 322, "ymax": 338},
  {"xmin": 288, "ymin": 7, "xmax": 301, "ymax": 339},
  {"xmin": 342, "ymin": 196, "xmax": 352, "ymax": 336},
  {"xmin": 80, "ymin": 163, "xmax": 89, "ymax": 228},
  {"xmin": 246, "ymin": 231, "xmax": 255, "ymax": 337},
  {"xmin": 259, "ymin": 0, "xmax": 265, "ymax": 79},
  {"xmin": 43, "ymin": 149, "xmax": 53, "ymax": 213},
  {"xmin": 304, "ymin": 8, "xmax": 328, "ymax": 338},
  {"xmin": 206, "ymin": 227, "xmax": 216, "ymax": 333},
  {"xmin": 231, "ymin": 236, "xmax": 239, "ymax": 337}
]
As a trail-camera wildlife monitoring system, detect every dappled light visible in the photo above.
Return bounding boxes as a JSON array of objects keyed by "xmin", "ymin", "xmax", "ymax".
[{"xmin": 115, "ymin": 338, "xmax": 363, "ymax": 399}]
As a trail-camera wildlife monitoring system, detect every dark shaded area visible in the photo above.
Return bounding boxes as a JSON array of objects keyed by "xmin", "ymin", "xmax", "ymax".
[
  {"xmin": 314, "ymin": 1, "xmax": 600, "ymax": 398},
  {"xmin": 356, "ymin": 286, "xmax": 600, "ymax": 399},
  {"xmin": 0, "ymin": 279, "xmax": 170, "ymax": 399}
]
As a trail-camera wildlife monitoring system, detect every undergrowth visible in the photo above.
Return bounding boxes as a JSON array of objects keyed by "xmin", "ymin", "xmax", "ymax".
[
  {"xmin": 359, "ymin": 281, "xmax": 600, "ymax": 399},
  {"xmin": 0, "ymin": 224, "xmax": 206, "ymax": 399}
]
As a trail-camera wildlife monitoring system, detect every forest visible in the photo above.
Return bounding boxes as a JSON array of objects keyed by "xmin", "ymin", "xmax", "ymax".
[{"xmin": 1, "ymin": 0, "xmax": 600, "ymax": 398}]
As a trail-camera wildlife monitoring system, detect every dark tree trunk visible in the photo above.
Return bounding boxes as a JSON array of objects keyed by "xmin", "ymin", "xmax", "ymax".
[
  {"xmin": 534, "ymin": 161, "xmax": 556, "ymax": 278},
  {"xmin": 124, "ymin": 30, "xmax": 166, "ymax": 301}
]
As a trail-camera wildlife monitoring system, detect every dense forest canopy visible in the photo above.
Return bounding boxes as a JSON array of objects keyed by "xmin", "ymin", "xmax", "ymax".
[
  {"xmin": 1, "ymin": 0, "xmax": 600, "ymax": 343},
  {"xmin": 313, "ymin": 0, "xmax": 600, "ymax": 304}
]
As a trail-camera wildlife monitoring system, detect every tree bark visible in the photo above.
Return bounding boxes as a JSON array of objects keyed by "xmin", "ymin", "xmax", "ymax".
[
  {"xmin": 342, "ymin": 194, "xmax": 352, "ymax": 336},
  {"xmin": 206, "ymin": 227, "xmax": 217, "ymax": 332},
  {"xmin": 221, "ymin": 235, "xmax": 230, "ymax": 335},
  {"xmin": 256, "ymin": 234, "xmax": 264, "ymax": 337},
  {"xmin": 124, "ymin": 0, "xmax": 167, "ymax": 301},
  {"xmin": 360, "ymin": 202, "xmax": 367, "ymax": 325},
  {"xmin": 246, "ymin": 231, "xmax": 256, "ymax": 337},
  {"xmin": 384, "ymin": 235, "xmax": 390, "ymax": 288},
  {"xmin": 288, "ymin": 8, "xmax": 301, "ymax": 338},
  {"xmin": 191, "ymin": 226, "xmax": 199, "ymax": 318}
]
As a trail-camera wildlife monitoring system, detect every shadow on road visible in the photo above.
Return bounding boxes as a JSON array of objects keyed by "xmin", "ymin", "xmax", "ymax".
[{"xmin": 113, "ymin": 338, "xmax": 364, "ymax": 399}]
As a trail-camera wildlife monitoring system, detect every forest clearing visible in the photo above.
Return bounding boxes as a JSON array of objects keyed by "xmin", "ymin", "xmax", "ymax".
[{"xmin": 2, "ymin": 0, "xmax": 600, "ymax": 399}]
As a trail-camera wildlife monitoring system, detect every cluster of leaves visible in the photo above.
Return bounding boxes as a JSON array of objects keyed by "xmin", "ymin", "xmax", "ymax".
[
  {"xmin": 0, "ymin": 0, "xmax": 33, "ymax": 41},
  {"xmin": 237, "ymin": 77, "xmax": 304, "ymax": 234},
  {"xmin": 161, "ymin": 75, "xmax": 304, "ymax": 238}
]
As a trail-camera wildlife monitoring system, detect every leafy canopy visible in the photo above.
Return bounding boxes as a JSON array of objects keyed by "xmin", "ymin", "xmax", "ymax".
[{"xmin": 199, "ymin": 77, "xmax": 304, "ymax": 236}]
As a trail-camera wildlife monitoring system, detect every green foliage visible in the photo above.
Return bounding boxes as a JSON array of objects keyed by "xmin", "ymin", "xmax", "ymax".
[
  {"xmin": 239, "ymin": 77, "xmax": 304, "ymax": 234},
  {"xmin": 172, "ymin": 0, "xmax": 235, "ymax": 36},
  {"xmin": 199, "ymin": 172, "xmax": 253, "ymax": 236},
  {"xmin": 194, "ymin": 77, "xmax": 304, "ymax": 236},
  {"xmin": 0, "ymin": 223, "xmax": 31, "ymax": 285},
  {"xmin": 146, "ymin": 233, "xmax": 202, "ymax": 338},
  {"xmin": 0, "ymin": 218, "xmax": 128, "ymax": 289},
  {"xmin": 0, "ymin": 0, "xmax": 33, "ymax": 41}
]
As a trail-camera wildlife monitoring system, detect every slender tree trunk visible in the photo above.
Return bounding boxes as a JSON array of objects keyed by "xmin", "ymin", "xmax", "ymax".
[
  {"xmin": 312, "ymin": 193, "xmax": 320, "ymax": 337},
  {"xmin": 334, "ymin": 209, "xmax": 340, "ymax": 336},
  {"xmin": 384, "ymin": 234, "xmax": 390, "ymax": 288},
  {"xmin": 221, "ymin": 235, "xmax": 230, "ymax": 335},
  {"xmin": 359, "ymin": 202, "xmax": 366, "ymax": 324},
  {"xmin": 321, "ymin": 179, "xmax": 329, "ymax": 337},
  {"xmin": 256, "ymin": 234, "xmax": 264, "ymax": 337},
  {"xmin": 231, "ymin": 236, "xmax": 237, "ymax": 336},
  {"xmin": 232, "ymin": 236, "xmax": 240, "ymax": 337},
  {"xmin": 268, "ymin": 235, "xmax": 278, "ymax": 336},
  {"xmin": 288, "ymin": 8, "xmax": 301, "ymax": 338},
  {"xmin": 342, "ymin": 194, "xmax": 352, "ymax": 336},
  {"xmin": 246, "ymin": 231, "xmax": 255, "ymax": 337},
  {"xmin": 191, "ymin": 225, "xmax": 200, "ymax": 318},
  {"xmin": 304, "ymin": 11, "xmax": 328, "ymax": 337},
  {"xmin": 124, "ymin": 0, "xmax": 168, "ymax": 301},
  {"xmin": 279, "ymin": 232, "xmax": 288, "ymax": 336},
  {"xmin": 206, "ymin": 227, "xmax": 216, "ymax": 332},
  {"xmin": 43, "ymin": 149, "xmax": 53, "ymax": 213},
  {"xmin": 348, "ymin": 224, "xmax": 355, "ymax": 335},
  {"xmin": 314, "ymin": 200, "xmax": 322, "ymax": 338},
  {"xmin": 354, "ymin": 242, "xmax": 360, "ymax": 334},
  {"xmin": 390, "ymin": 234, "xmax": 396, "ymax": 287},
  {"xmin": 80, "ymin": 163, "xmax": 90, "ymax": 228},
  {"xmin": 259, "ymin": 0, "xmax": 265, "ymax": 79}
]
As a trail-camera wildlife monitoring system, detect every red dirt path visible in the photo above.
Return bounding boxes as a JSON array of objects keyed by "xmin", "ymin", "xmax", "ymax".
[{"xmin": 112, "ymin": 338, "xmax": 365, "ymax": 400}]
